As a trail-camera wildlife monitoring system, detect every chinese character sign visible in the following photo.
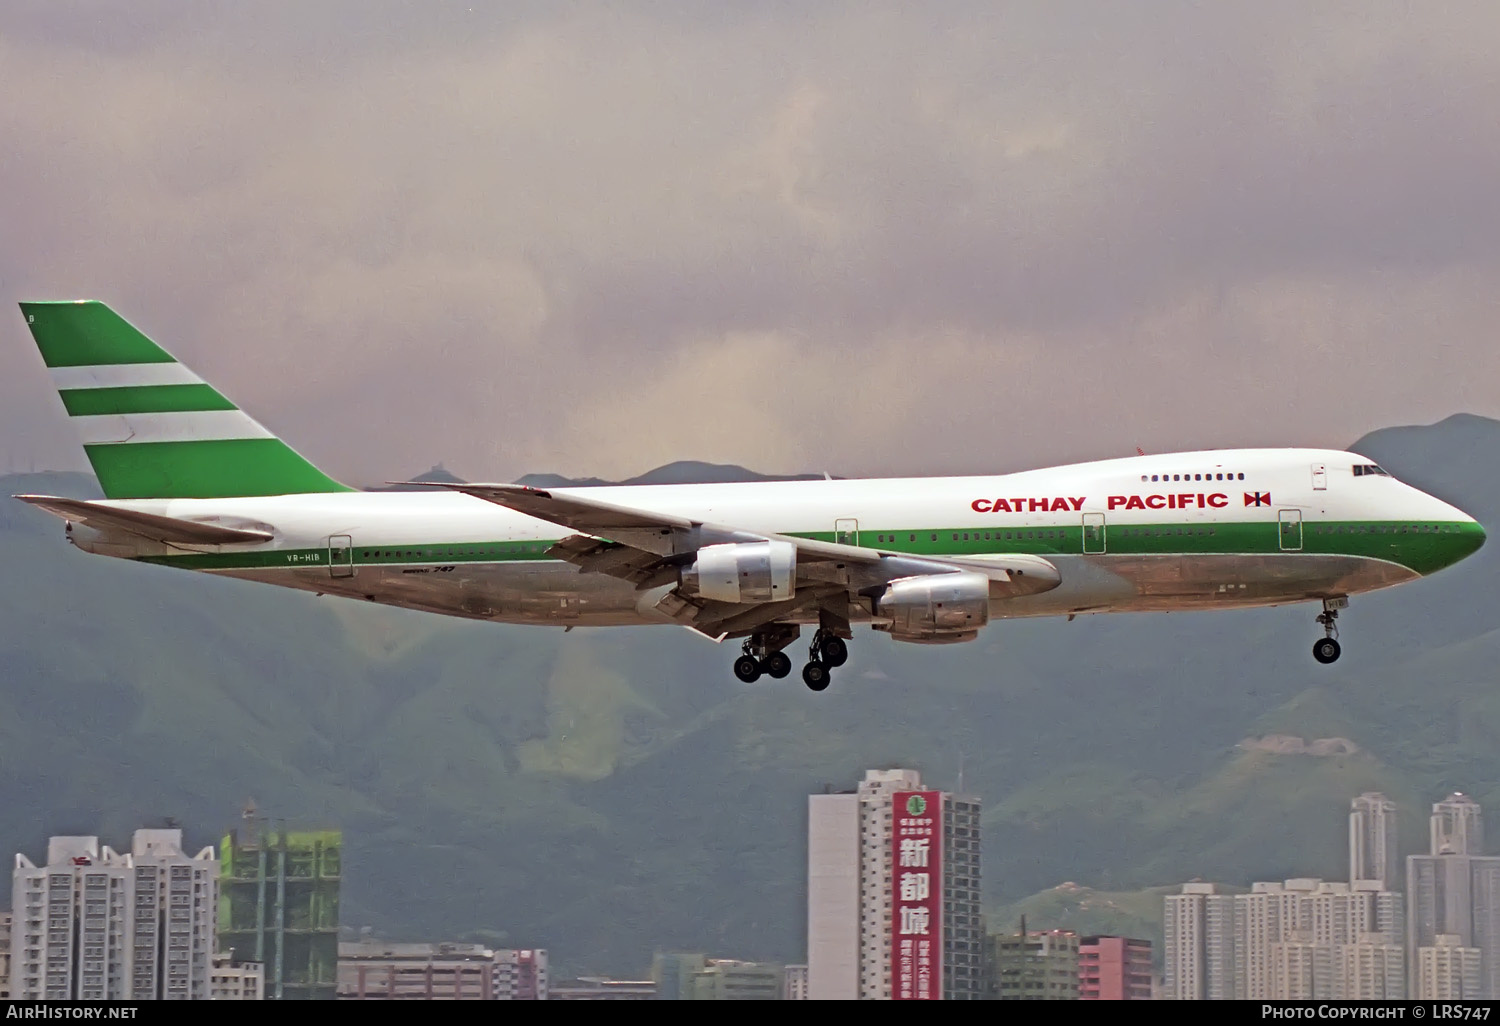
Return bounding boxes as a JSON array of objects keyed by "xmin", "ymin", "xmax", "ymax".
[{"xmin": 892, "ymin": 790, "xmax": 942, "ymax": 1000}]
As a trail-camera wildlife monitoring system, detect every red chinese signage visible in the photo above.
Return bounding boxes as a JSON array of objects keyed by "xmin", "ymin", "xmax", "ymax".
[{"xmin": 892, "ymin": 790, "xmax": 942, "ymax": 1000}]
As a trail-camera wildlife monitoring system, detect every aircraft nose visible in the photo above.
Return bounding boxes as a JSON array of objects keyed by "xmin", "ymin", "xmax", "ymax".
[
  {"xmin": 1414, "ymin": 491, "xmax": 1485, "ymax": 574},
  {"xmin": 1461, "ymin": 517, "xmax": 1486, "ymax": 557},
  {"xmin": 1437, "ymin": 509, "xmax": 1486, "ymax": 570}
]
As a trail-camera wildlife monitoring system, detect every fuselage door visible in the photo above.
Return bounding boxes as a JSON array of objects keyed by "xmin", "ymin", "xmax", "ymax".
[
  {"xmin": 1278, "ymin": 510, "xmax": 1303, "ymax": 552},
  {"xmin": 1312, "ymin": 464, "xmax": 1327, "ymax": 490},
  {"xmin": 1082, "ymin": 512, "xmax": 1106, "ymax": 554},
  {"xmin": 834, "ymin": 518, "xmax": 859, "ymax": 547},
  {"xmin": 329, "ymin": 534, "xmax": 354, "ymax": 578}
]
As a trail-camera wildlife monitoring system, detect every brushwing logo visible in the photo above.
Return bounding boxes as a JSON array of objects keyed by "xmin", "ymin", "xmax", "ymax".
[
  {"xmin": 905, "ymin": 794, "xmax": 927, "ymax": 816},
  {"xmin": 1245, "ymin": 491, "xmax": 1272, "ymax": 507}
]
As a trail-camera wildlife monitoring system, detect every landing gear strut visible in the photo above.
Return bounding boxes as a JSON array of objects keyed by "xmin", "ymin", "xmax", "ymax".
[
  {"xmin": 732, "ymin": 625, "xmax": 800, "ymax": 683},
  {"xmin": 801, "ymin": 627, "xmax": 849, "ymax": 692},
  {"xmin": 1313, "ymin": 597, "xmax": 1346, "ymax": 664}
]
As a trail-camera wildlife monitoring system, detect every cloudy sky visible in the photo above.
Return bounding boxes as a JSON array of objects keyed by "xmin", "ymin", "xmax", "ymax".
[{"xmin": 4, "ymin": 1, "xmax": 1499, "ymax": 485}]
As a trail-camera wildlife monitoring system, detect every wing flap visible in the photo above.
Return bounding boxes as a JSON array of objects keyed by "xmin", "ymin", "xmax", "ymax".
[{"xmin": 14, "ymin": 495, "xmax": 274, "ymax": 545}]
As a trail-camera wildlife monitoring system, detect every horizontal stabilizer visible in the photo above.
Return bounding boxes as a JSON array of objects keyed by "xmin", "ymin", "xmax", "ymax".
[{"xmin": 14, "ymin": 495, "xmax": 274, "ymax": 545}]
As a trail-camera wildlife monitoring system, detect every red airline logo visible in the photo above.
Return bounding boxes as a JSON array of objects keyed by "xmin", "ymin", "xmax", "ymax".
[
  {"xmin": 1108, "ymin": 493, "xmax": 1229, "ymax": 510},
  {"xmin": 972, "ymin": 497, "xmax": 1085, "ymax": 513},
  {"xmin": 970, "ymin": 491, "xmax": 1251, "ymax": 513}
]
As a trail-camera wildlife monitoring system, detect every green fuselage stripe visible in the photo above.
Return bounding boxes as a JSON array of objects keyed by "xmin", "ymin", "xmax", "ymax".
[
  {"xmin": 131, "ymin": 518, "xmax": 1485, "ymax": 577},
  {"xmin": 59, "ymin": 383, "xmax": 236, "ymax": 416}
]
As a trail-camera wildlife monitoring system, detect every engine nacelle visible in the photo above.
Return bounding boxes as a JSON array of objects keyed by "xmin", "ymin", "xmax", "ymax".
[
  {"xmin": 876, "ymin": 571, "xmax": 990, "ymax": 641},
  {"xmin": 680, "ymin": 540, "xmax": 797, "ymax": 603}
]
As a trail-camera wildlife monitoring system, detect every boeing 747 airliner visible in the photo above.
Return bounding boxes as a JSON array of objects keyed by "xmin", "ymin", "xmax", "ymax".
[{"xmin": 14, "ymin": 301, "xmax": 1486, "ymax": 690}]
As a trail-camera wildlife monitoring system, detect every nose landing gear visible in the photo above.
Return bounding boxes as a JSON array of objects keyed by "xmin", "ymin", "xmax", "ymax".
[{"xmin": 1312, "ymin": 597, "xmax": 1347, "ymax": 664}]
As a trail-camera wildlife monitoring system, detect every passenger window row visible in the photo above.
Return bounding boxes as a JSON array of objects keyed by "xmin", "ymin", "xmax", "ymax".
[
  {"xmin": 1140, "ymin": 472, "xmax": 1244, "ymax": 482},
  {"xmin": 872, "ymin": 531, "xmax": 1065, "ymax": 544},
  {"xmin": 1122, "ymin": 527, "xmax": 1215, "ymax": 537},
  {"xmin": 1313, "ymin": 524, "xmax": 1458, "ymax": 535}
]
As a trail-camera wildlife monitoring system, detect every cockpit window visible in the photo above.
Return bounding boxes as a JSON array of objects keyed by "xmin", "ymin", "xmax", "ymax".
[{"xmin": 1353, "ymin": 464, "xmax": 1389, "ymax": 477}]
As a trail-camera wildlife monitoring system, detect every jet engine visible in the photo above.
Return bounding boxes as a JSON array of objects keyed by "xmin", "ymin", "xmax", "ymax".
[
  {"xmin": 680, "ymin": 540, "xmax": 797, "ymax": 603},
  {"xmin": 875, "ymin": 571, "xmax": 990, "ymax": 642}
]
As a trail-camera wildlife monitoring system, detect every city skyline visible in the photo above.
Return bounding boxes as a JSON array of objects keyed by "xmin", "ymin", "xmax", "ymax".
[
  {"xmin": 1166, "ymin": 788, "xmax": 1500, "ymax": 1001},
  {"xmin": 13, "ymin": 783, "xmax": 1500, "ymax": 999}
]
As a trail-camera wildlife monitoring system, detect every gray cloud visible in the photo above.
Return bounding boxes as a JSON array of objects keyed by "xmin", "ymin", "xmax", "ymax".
[{"xmin": 4, "ymin": 2, "xmax": 1500, "ymax": 485}]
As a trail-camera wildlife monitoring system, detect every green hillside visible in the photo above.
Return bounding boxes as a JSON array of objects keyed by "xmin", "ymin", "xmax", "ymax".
[{"xmin": 1, "ymin": 414, "xmax": 1497, "ymax": 975}]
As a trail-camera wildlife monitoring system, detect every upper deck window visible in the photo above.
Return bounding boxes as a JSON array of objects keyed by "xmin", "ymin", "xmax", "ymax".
[{"xmin": 1353, "ymin": 464, "xmax": 1390, "ymax": 477}]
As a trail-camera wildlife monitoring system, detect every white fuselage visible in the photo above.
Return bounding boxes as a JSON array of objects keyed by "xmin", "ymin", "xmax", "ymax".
[{"xmin": 68, "ymin": 447, "xmax": 1484, "ymax": 633}]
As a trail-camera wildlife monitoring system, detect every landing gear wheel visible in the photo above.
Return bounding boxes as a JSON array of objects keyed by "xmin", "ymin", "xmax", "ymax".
[
  {"xmin": 820, "ymin": 636, "xmax": 849, "ymax": 668},
  {"xmin": 802, "ymin": 661, "xmax": 831, "ymax": 691},
  {"xmin": 763, "ymin": 651, "xmax": 793, "ymax": 679},
  {"xmin": 1313, "ymin": 597, "xmax": 1346, "ymax": 665},
  {"xmin": 733, "ymin": 655, "xmax": 762, "ymax": 683}
]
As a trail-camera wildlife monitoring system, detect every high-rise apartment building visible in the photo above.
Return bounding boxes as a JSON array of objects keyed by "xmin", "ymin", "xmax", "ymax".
[
  {"xmin": 806, "ymin": 768, "xmax": 982, "ymax": 1000},
  {"xmin": 986, "ymin": 925, "xmax": 1079, "ymax": 999},
  {"xmin": 494, "ymin": 948, "xmax": 548, "ymax": 1000},
  {"xmin": 1164, "ymin": 882, "xmax": 1237, "ymax": 1000},
  {"xmin": 218, "ymin": 812, "xmax": 340, "ymax": 1000},
  {"xmin": 1407, "ymin": 793, "xmax": 1500, "ymax": 998},
  {"xmin": 1078, "ymin": 936, "xmax": 1152, "ymax": 999},
  {"xmin": 807, "ymin": 787, "xmax": 859, "ymax": 999},
  {"xmin": 1433, "ymin": 793, "xmax": 1483, "ymax": 856},
  {"xmin": 0, "ymin": 910, "xmax": 11, "ymax": 999},
  {"xmin": 1351, "ymin": 793, "xmax": 1400, "ymax": 891},
  {"xmin": 1336, "ymin": 935, "xmax": 1405, "ymax": 999},
  {"xmin": 10, "ymin": 830, "xmax": 218, "ymax": 1000},
  {"xmin": 1417, "ymin": 935, "xmax": 1483, "ymax": 999},
  {"xmin": 783, "ymin": 964, "xmax": 808, "ymax": 1000},
  {"xmin": 1166, "ymin": 878, "xmax": 1404, "ymax": 1000}
]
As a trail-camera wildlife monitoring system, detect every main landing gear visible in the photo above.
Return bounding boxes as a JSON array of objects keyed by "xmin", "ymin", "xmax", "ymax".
[
  {"xmin": 732, "ymin": 625, "xmax": 850, "ymax": 692},
  {"xmin": 801, "ymin": 629, "xmax": 848, "ymax": 693},
  {"xmin": 732, "ymin": 625, "xmax": 800, "ymax": 684},
  {"xmin": 1312, "ymin": 597, "xmax": 1347, "ymax": 664}
]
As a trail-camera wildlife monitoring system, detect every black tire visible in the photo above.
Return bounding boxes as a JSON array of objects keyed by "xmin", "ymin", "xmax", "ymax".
[
  {"xmin": 763, "ymin": 651, "xmax": 793, "ymax": 679},
  {"xmin": 733, "ymin": 655, "xmax": 762, "ymax": 683},
  {"xmin": 1313, "ymin": 638, "xmax": 1342, "ymax": 664},
  {"xmin": 803, "ymin": 661, "xmax": 831, "ymax": 691},
  {"xmin": 820, "ymin": 635, "xmax": 849, "ymax": 667}
]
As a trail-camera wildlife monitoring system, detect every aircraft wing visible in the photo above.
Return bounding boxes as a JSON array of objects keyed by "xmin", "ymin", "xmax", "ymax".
[
  {"xmin": 415, "ymin": 482, "xmax": 1060, "ymax": 637},
  {"xmin": 14, "ymin": 495, "xmax": 274, "ymax": 546}
]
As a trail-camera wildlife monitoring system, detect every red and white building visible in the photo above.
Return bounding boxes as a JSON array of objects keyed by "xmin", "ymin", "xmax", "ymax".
[
  {"xmin": 807, "ymin": 768, "xmax": 983, "ymax": 1000},
  {"xmin": 1079, "ymin": 936, "xmax": 1153, "ymax": 1000}
]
